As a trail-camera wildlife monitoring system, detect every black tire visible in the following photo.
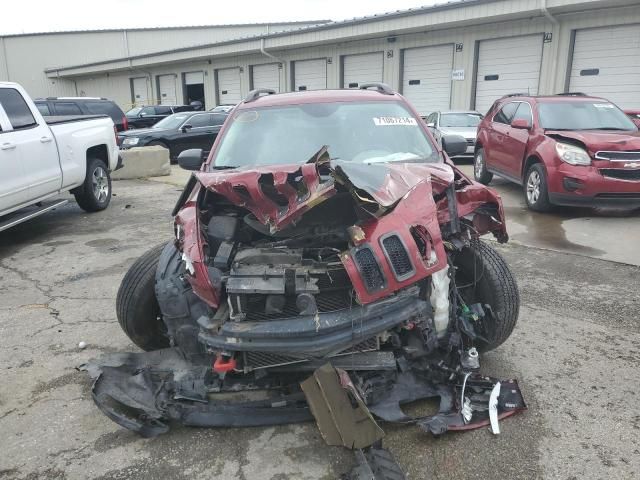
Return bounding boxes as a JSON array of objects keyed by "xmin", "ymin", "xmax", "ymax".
[
  {"xmin": 473, "ymin": 147, "xmax": 493, "ymax": 184},
  {"xmin": 524, "ymin": 163, "xmax": 552, "ymax": 212},
  {"xmin": 116, "ymin": 243, "xmax": 170, "ymax": 351},
  {"xmin": 454, "ymin": 240, "xmax": 519, "ymax": 352},
  {"xmin": 74, "ymin": 157, "xmax": 112, "ymax": 212}
]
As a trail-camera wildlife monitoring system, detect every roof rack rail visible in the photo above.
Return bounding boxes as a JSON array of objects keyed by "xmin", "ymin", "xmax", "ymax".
[
  {"xmin": 555, "ymin": 92, "xmax": 587, "ymax": 96},
  {"xmin": 501, "ymin": 93, "xmax": 528, "ymax": 98},
  {"xmin": 244, "ymin": 88, "xmax": 276, "ymax": 103},
  {"xmin": 359, "ymin": 83, "xmax": 394, "ymax": 95}
]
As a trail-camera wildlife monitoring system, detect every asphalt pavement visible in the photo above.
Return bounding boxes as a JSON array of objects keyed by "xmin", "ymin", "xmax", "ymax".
[{"xmin": 0, "ymin": 177, "xmax": 638, "ymax": 479}]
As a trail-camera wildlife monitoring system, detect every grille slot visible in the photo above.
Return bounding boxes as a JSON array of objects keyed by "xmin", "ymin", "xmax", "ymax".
[
  {"xmin": 382, "ymin": 235, "xmax": 414, "ymax": 280},
  {"xmin": 599, "ymin": 169, "xmax": 640, "ymax": 181},
  {"xmin": 354, "ymin": 247, "xmax": 385, "ymax": 292},
  {"xmin": 595, "ymin": 151, "xmax": 640, "ymax": 161}
]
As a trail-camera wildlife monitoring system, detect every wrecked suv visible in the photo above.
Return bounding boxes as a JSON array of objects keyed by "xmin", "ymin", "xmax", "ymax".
[{"xmin": 88, "ymin": 84, "xmax": 524, "ymax": 438}]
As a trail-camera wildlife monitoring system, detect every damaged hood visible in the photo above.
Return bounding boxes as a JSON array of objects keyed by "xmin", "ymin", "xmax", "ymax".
[
  {"xmin": 194, "ymin": 157, "xmax": 455, "ymax": 232},
  {"xmin": 546, "ymin": 129, "xmax": 640, "ymax": 153}
]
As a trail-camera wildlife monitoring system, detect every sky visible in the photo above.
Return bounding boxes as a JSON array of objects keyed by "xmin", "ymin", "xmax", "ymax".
[{"xmin": 0, "ymin": 0, "xmax": 441, "ymax": 35}]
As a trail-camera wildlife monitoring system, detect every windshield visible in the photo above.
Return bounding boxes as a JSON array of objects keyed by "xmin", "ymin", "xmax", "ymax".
[
  {"xmin": 213, "ymin": 101, "xmax": 438, "ymax": 168},
  {"xmin": 440, "ymin": 113, "xmax": 482, "ymax": 128},
  {"xmin": 153, "ymin": 113, "xmax": 189, "ymax": 129},
  {"xmin": 538, "ymin": 101, "xmax": 637, "ymax": 131},
  {"xmin": 126, "ymin": 107, "xmax": 142, "ymax": 116}
]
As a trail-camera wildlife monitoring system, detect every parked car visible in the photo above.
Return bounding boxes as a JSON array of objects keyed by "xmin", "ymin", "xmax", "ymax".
[
  {"xmin": 625, "ymin": 110, "xmax": 640, "ymax": 128},
  {"xmin": 92, "ymin": 85, "xmax": 521, "ymax": 437},
  {"xmin": 118, "ymin": 111, "xmax": 228, "ymax": 161},
  {"xmin": 474, "ymin": 93, "xmax": 640, "ymax": 211},
  {"xmin": 1, "ymin": 82, "xmax": 120, "ymax": 231},
  {"xmin": 35, "ymin": 97, "xmax": 128, "ymax": 132},
  {"xmin": 210, "ymin": 104, "xmax": 236, "ymax": 113},
  {"xmin": 125, "ymin": 105, "xmax": 197, "ymax": 129},
  {"xmin": 424, "ymin": 110, "xmax": 483, "ymax": 156}
]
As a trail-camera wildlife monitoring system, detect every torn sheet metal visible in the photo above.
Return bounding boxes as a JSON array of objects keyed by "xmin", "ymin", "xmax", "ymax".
[{"xmin": 301, "ymin": 363, "xmax": 384, "ymax": 450}]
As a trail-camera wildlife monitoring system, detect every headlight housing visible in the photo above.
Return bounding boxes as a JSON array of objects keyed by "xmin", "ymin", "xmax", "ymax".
[
  {"xmin": 122, "ymin": 137, "xmax": 140, "ymax": 146},
  {"xmin": 555, "ymin": 142, "xmax": 591, "ymax": 165}
]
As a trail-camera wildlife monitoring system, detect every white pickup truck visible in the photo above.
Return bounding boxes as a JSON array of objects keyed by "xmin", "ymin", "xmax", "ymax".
[{"xmin": 0, "ymin": 82, "xmax": 120, "ymax": 231}]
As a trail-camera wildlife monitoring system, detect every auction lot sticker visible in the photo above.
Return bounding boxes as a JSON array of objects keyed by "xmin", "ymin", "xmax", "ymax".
[{"xmin": 373, "ymin": 117, "xmax": 418, "ymax": 126}]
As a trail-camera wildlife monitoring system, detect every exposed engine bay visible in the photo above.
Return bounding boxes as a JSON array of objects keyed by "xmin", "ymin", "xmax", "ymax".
[{"xmin": 83, "ymin": 148, "xmax": 526, "ymax": 465}]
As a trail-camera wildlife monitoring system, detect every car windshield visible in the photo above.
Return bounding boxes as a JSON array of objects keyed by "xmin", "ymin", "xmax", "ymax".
[
  {"xmin": 126, "ymin": 107, "xmax": 142, "ymax": 116},
  {"xmin": 212, "ymin": 101, "xmax": 438, "ymax": 168},
  {"xmin": 538, "ymin": 101, "xmax": 638, "ymax": 131},
  {"xmin": 153, "ymin": 113, "xmax": 189, "ymax": 129},
  {"xmin": 440, "ymin": 113, "xmax": 482, "ymax": 128}
]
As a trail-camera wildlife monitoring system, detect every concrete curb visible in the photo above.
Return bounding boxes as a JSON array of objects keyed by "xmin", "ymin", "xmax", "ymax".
[{"xmin": 112, "ymin": 146, "xmax": 171, "ymax": 180}]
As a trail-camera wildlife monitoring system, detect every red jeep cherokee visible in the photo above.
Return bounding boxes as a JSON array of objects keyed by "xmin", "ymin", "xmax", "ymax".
[{"xmin": 474, "ymin": 94, "xmax": 640, "ymax": 211}]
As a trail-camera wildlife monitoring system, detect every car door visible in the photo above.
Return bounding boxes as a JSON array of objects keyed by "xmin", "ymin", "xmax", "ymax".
[
  {"xmin": 485, "ymin": 102, "xmax": 519, "ymax": 174},
  {"xmin": 0, "ymin": 88, "xmax": 60, "ymax": 211},
  {"xmin": 172, "ymin": 113, "xmax": 220, "ymax": 154},
  {"xmin": 138, "ymin": 106, "xmax": 159, "ymax": 128},
  {"xmin": 501, "ymin": 102, "xmax": 532, "ymax": 180}
]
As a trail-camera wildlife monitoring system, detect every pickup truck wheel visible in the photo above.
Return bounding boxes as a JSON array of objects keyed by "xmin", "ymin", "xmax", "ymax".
[
  {"xmin": 74, "ymin": 158, "xmax": 112, "ymax": 212},
  {"xmin": 116, "ymin": 243, "xmax": 170, "ymax": 351},
  {"xmin": 454, "ymin": 240, "xmax": 519, "ymax": 352},
  {"xmin": 473, "ymin": 148, "xmax": 493, "ymax": 184},
  {"xmin": 524, "ymin": 164, "xmax": 552, "ymax": 212}
]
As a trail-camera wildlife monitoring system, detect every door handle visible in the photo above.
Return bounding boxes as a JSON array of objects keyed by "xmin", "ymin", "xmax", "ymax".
[
  {"xmin": 40, "ymin": 136, "xmax": 53, "ymax": 143},
  {"xmin": 1, "ymin": 142, "xmax": 16, "ymax": 150}
]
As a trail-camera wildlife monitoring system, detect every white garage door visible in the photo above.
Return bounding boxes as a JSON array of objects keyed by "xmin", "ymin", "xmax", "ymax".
[
  {"xmin": 252, "ymin": 63, "xmax": 281, "ymax": 92},
  {"xmin": 402, "ymin": 44, "xmax": 454, "ymax": 115},
  {"xmin": 184, "ymin": 71, "xmax": 204, "ymax": 85},
  {"xmin": 294, "ymin": 59, "xmax": 327, "ymax": 91},
  {"xmin": 475, "ymin": 35, "xmax": 543, "ymax": 114},
  {"xmin": 343, "ymin": 52, "xmax": 383, "ymax": 89},
  {"xmin": 158, "ymin": 74, "xmax": 177, "ymax": 105},
  {"xmin": 569, "ymin": 25, "xmax": 640, "ymax": 109},
  {"xmin": 132, "ymin": 77, "xmax": 149, "ymax": 106},
  {"xmin": 217, "ymin": 68, "xmax": 242, "ymax": 105}
]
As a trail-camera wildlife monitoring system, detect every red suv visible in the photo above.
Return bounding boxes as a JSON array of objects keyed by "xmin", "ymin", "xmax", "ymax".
[{"xmin": 474, "ymin": 93, "xmax": 640, "ymax": 211}]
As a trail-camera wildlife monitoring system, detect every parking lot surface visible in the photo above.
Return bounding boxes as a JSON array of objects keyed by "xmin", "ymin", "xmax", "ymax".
[{"xmin": 1, "ymin": 178, "xmax": 639, "ymax": 479}]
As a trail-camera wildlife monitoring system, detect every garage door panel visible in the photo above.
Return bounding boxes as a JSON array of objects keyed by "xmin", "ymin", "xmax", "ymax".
[
  {"xmin": 475, "ymin": 35, "xmax": 543, "ymax": 114},
  {"xmin": 158, "ymin": 75, "xmax": 177, "ymax": 105},
  {"xmin": 132, "ymin": 78, "xmax": 149, "ymax": 106},
  {"xmin": 402, "ymin": 44, "xmax": 453, "ymax": 115},
  {"xmin": 185, "ymin": 71, "xmax": 204, "ymax": 85},
  {"xmin": 343, "ymin": 52, "xmax": 383, "ymax": 88},
  {"xmin": 217, "ymin": 68, "xmax": 242, "ymax": 105},
  {"xmin": 252, "ymin": 63, "xmax": 281, "ymax": 92},
  {"xmin": 569, "ymin": 25, "xmax": 640, "ymax": 109},
  {"xmin": 294, "ymin": 59, "xmax": 327, "ymax": 91}
]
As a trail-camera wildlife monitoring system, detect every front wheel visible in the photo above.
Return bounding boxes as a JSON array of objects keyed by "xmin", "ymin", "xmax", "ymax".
[
  {"xmin": 74, "ymin": 158, "xmax": 112, "ymax": 212},
  {"xmin": 473, "ymin": 148, "xmax": 493, "ymax": 185},
  {"xmin": 524, "ymin": 163, "xmax": 552, "ymax": 212},
  {"xmin": 453, "ymin": 240, "xmax": 519, "ymax": 352},
  {"xmin": 116, "ymin": 243, "xmax": 170, "ymax": 351}
]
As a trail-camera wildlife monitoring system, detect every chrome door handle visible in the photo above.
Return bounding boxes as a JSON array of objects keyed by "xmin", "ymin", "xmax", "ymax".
[
  {"xmin": 40, "ymin": 136, "xmax": 53, "ymax": 143},
  {"xmin": 1, "ymin": 142, "xmax": 16, "ymax": 150}
]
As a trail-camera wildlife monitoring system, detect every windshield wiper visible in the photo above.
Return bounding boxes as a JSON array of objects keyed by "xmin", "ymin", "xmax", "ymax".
[
  {"xmin": 594, "ymin": 127, "xmax": 632, "ymax": 131},
  {"xmin": 210, "ymin": 165, "xmax": 238, "ymax": 170}
]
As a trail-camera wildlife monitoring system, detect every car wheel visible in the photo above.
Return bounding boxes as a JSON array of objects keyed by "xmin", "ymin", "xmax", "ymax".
[
  {"xmin": 473, "ymin": 148, "xmax": 493, "ymax": 184},
  {"xmin": 74, "ymin": 157, "xmax": 112, "ymax": 212},
  {"xmin": 116, "ymin": 243, "xmax": 170, "ymax": 351},
  {"xmin": 453, "ymin": 240, "xmax": 520, "ymax": 352},
  {"xmin": 524, "ymin": 163, "xmax": 552, "ymax": 212}
]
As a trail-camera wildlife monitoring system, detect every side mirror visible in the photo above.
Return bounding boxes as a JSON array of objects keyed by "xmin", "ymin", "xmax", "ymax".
[
  {"xmin": 511, "ymin": 118, "xmax": 531, "ymax": 130},
  {"xmin": 177, "ymin": 148, "xmax": 204, "ymax": 171},
  {"xmin": 181, "ymin": 124, "xmax": 193, "ymax": 133},
  {"xmin": 441, "ymin": 135, "xmax": 468, "ymax": 157},
  {"xmin": 426, "ymin": 122, "xmax": 435, "ymax": 128},
  {"xmin": 140, "ymin": 112, "xmax": 148, "ymax": 117}
]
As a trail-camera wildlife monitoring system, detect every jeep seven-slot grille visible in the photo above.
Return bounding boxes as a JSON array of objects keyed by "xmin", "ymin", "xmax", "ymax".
[
  {"xmin": 382, "ymin": 235, "xmax": 413, "ymax": 279},
  {"xmin": 354, "ymin": 247, "xmax": 385, "ymax": 291}
]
